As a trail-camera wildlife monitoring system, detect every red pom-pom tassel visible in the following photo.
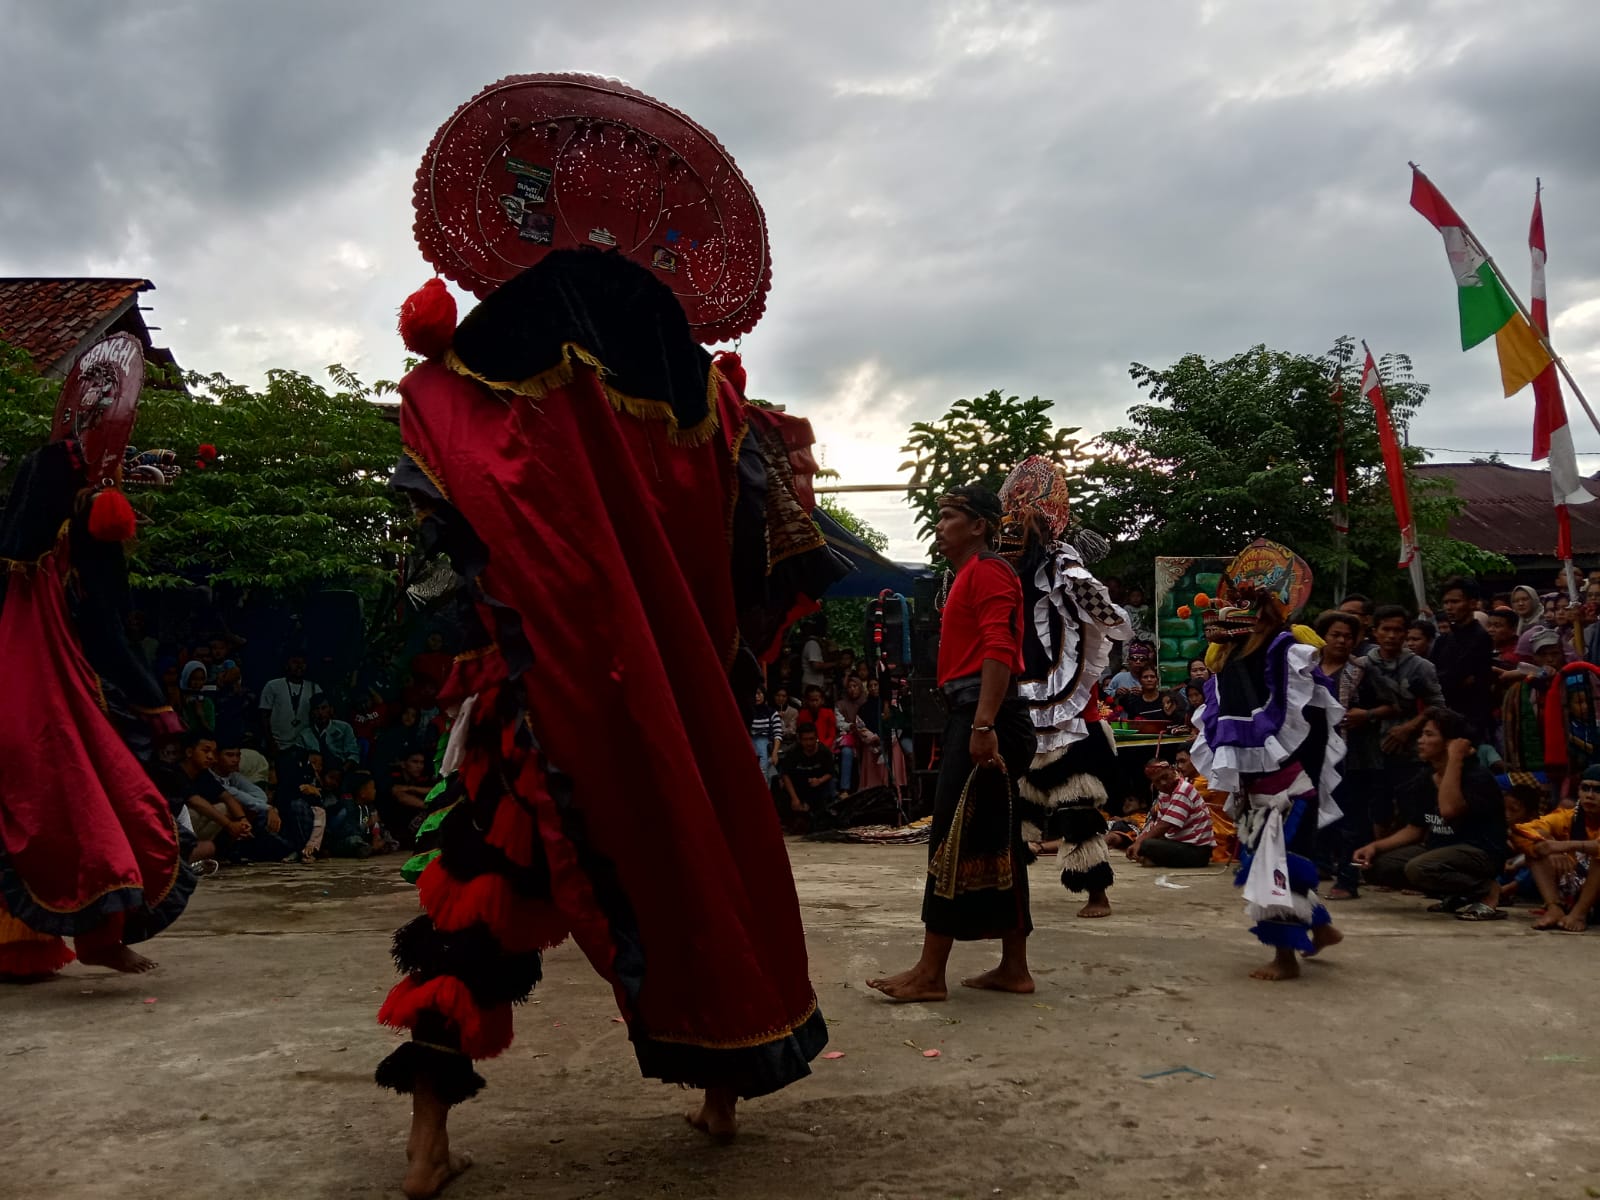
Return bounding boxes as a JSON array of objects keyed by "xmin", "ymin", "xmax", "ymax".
[
  {"xmin": 713, "ymin": 350, "xmax": 747, "ymax": 397},
  {"xmin": 399, "ymin": 278, "xmax": 458, "ymax": 359},
  {"xmin": 87, "ymin": 489, "xmax": 137, "ymax": 542}
]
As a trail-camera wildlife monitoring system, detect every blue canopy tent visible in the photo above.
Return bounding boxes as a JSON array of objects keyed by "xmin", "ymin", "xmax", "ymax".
[{"xmin": 812, "ymin": 506, "xmax": 932, "ymax": 598}]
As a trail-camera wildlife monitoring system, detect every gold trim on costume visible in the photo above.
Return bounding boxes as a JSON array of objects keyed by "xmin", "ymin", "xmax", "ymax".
[
  {"xmin": 402, "ymin": 446, "xmax": 451, "ymax": 502},
  {"xmin": 444, "ymin": 344, "xmax": 723, "ymax": 447},
  {"xmin": 641, "ymin": 996, "xmax": 821, "ymax": 1051}
]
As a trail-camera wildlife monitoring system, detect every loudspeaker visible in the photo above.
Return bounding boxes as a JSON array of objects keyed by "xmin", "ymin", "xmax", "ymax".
[
  {"xmin": 910, "ymin": 678, "xmax": 945, "ymax": 733},
  {"xmin": 304, "ymin": 590, "xmax": 366, "ymax": 683}
]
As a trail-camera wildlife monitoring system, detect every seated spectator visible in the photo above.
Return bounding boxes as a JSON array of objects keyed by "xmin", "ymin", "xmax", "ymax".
[
  {"xmin": 383, "ymin": 750, "xmax": 436, "ymax": 846},
  {"xmin": 837, "ymin": 675, "xmax": 870, "ymax": 794},
  {"xmin": 312, "ymin": 699, "xmax": 361, "ymax": 772},
  {"xmin": 408, "ymin": 630, "xmax": 454, "ymax": 694},
  {"xmin": 1125, "ymin": 759, "xmax": 1216, "ymax": 869},
  {"xmin": 371, "ymin": 705, "xmax": 426, "ymax": 773},
  {"xmin": 320, "ymin": 767, "xmax": 376, "ymax": 859},
  {"xmin": 213, "ymin": 743, "xmax": 298, "ymax": 863},
  {"xmin": 237, "ymin": 743, "xmax": 270, "ymax": 786},
  {"xmin": 772, "ymin": 687, "xmax": 800, "ymax": 744},
  {"xmin": 800, "ymin": 685, "xmax": 838, "ymax": 752},
  {"xmin": 1514, "ymin": 764, "xmax": 1600, "ymax": 931},
  {"xmin": 778, "ymin": 722, "xmax": 836, "ymax": 816},
  {"xmin": 205, "ymin": 635, "xmax": 243, "ymax": 687},
  {"xmin": 1106, "ymin": 640, "xmax": 1155, "ymax": 703},
  {"xmin": 1496, "ymin": 782, "xmax": 1543, "ymax": 907},
  {"xmin": 1187, "ymin": 658, "xmax": 1213, "ymax": 685},
  {"xmin": 175, "ymin": 730, "xmax": 253, "ymax": 864},
  {"xmin": 273, "ymin": 747, "xmax": 329, "ymax": 861},
  {"xmin": 1353, "ymin": 707, "xmax": 1507, "ymax": 920},
  {"xmin": 345, "ymin": 770, "xmax": 398, "ymax": 853},
  {"xmin": 179, "ymin": 660, "xmax": 217, "ymax": 733},
  {"xmin": 1159, "ymin": 688, "xmax": 1190, "ymax": 734},
  {"xmin": 1176, "ymin": 746, "xmax": 1235, "ymax": 862},
  {"xmin": 1120, "ymin": 666, "xmax": 1167, "ymax": 722}
]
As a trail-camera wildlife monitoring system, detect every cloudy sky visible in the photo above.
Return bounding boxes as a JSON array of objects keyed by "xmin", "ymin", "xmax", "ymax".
[{"xmin": 5, "ymin": 0, "xmax": 1599, "ymax": 559}]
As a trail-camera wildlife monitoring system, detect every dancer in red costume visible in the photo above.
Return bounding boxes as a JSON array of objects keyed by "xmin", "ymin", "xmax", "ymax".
[
  {"xmin": 375, "ymin": 75, "xmax": 847, "ymax": 1199},
  {"xmin": 0, "ymin": 335, "xmax": 193, "ymax": 979}
]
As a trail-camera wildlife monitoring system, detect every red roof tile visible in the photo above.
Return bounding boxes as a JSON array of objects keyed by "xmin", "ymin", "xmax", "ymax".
[
  {"xmin": 1414, "ymin": 461, "xmax": 1600, "ymax": 559},
  {"xmin": 0, "ymin": 277, "xmax": 153, "ymax": 374}
]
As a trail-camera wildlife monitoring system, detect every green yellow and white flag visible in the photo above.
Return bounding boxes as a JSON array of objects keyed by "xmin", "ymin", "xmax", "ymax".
[{"xmin": 1409, "ymin": 167, "xmax": 1551, "ymax": 397}]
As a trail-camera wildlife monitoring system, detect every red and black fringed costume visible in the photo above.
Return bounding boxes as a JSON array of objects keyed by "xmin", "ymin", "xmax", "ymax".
[
  {"xmin": 0, "ymin": 336, "xmax": 192, "ymax": 977},
  {"xmin": 376, "ymin": 72, "xmax": 850, "ymax": 1104}
]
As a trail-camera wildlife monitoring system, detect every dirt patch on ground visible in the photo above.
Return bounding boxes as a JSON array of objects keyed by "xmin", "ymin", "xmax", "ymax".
[{"xmin": 3, "ymin": 844, "xmax": 1596, "ymax": 1199}]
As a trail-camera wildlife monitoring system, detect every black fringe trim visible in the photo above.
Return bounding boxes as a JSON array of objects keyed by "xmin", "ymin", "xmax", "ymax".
[
  {"xmin": 1025, "ymin": 730, "xmax": 1120, "ymax": 798},
  {"xmin": 1061, "ymin": 860, "xmax": 1115, "ymax": 894},
  {"xmin": 432, "ymin": 799, "xmax": 552, "ymax": 900},
  {"xmin": 391, "ymin": 914, "xmax": 543, "ymax": 1008},
  {"xmin": 374, "ymin": 1042, "xmax": 486, "ymax": 1106},
  {"xmin": 1049, "ymin": 804, "xmax": 1108, "ymax": 844}
]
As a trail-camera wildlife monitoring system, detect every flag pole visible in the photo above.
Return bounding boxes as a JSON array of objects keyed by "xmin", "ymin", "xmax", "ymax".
[
  {"xmin": 1329, "ymin": 344, "xmax": 1352, "ymax": 605},
  {"xmin": 1363, "ymin": 340, "xmax": 1429, "ymax": 613},
  {"xmin": 1410, "ymin": 162, "xmax": 1600, "ymax": 438}
]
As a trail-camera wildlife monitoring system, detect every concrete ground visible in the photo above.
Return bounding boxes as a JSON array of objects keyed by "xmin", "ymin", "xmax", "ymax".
[{"xmin": 2, "ymin": 842, "xmax": 1597, "ymax": 1200}]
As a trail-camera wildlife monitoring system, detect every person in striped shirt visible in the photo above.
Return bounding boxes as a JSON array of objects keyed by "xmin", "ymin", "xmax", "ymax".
[{"xmin": 1127, "ymin": 760, "xmax": 1217, "ymax": 869}]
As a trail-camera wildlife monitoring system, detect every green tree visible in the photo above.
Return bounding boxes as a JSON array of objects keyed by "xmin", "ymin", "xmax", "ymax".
[
  {"xmin": 1075, "ymin": 339, "xmax": 1510, "ymax": 605},
  {"xmin": 815, "ymin": 495, "xmax": 889, "ymax": 656},
  {"xmin": 899, "ymin": 389, "xmax": 1086, "ymax": 554},
  {"xmin": 818, "ymin": 494, "xmax": 889, "ymax": 552},
  {"xmin": 0, "ymin": 341, "xmax": 407, "ymax": 593}
]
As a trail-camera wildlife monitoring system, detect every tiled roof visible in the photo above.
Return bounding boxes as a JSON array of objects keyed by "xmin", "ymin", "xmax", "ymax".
[
  {"xmin": 0, "ymin": 277, "xmax": 153, "ymax": 374},
  {"xmin": 1414, "ymin": 461, "xmax": 1600, "ymax": 558}
]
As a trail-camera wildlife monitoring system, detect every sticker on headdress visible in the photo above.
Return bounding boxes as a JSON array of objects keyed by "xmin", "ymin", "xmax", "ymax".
[
  {"xmin": 651, "ymin": 246, "xmax": 678, "ymax": 273},
  {"xmin": 498, "ymin": 195, "xmax": 526, "ymax": 226},
  {"xmin": 519, "ymin": 211, "xmax": 554, "ymax": 245},
  {"xmin": 588, "ymin": 227, "xmax": 618, "ymax": 247},
  {"xmin": 504, "ymin": 159, "xmax": 552, "ymax": 204}
]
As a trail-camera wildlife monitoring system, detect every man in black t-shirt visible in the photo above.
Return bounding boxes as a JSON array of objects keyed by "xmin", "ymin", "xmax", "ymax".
[
  {"xmin": 1430, "ymin": 577, "xmax": 1496, "ymax": 743},
  {"xmin": 1353, "ymin": 714, "xmax": 1506, "ymax": 918},
  {"xmin": 778, "ymin": 723, "xmax": 836, "ymax": 815}
]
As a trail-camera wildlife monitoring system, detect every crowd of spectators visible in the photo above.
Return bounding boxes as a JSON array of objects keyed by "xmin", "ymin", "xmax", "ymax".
[
  {"xmin": 135, "ymin": 624, "xmax": 454, "ymax": 877},
  {"xmin": 1098, "ymin": 570, "xmax": 1600, "ymax": 932}
]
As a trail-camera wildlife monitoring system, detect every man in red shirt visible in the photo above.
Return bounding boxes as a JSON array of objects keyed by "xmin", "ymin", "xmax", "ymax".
[{"xmin": 869, "ymin": 485, "xmax": 1037, "ymax": 1002}]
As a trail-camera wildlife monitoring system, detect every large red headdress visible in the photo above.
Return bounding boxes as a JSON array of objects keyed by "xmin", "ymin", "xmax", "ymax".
[{"xmin": 411, "ymin": 73, "xmax": 771, "ymax": 344}]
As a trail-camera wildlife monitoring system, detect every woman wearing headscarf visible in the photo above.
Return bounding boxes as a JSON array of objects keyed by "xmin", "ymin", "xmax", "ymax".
[{"xmin": 179, "ymin": 660, "xmax": 216, "ymax": 733}]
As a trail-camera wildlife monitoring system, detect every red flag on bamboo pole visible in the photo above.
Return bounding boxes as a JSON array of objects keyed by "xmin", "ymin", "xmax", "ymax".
[
  {"xmin": 1361, "ymin": 343, "xmax": 1427, "ymax": 609},
  {"xmin": 1530, "ymin": 180, "xmax": 1591, "ymax": 570}
]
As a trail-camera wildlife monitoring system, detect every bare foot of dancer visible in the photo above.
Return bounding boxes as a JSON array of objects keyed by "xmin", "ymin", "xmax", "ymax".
[
  {"xmin": 76, "ymin": 944, "xmax": 157, "ymax": 974},
  {"xmin": 1077, "ymin": 889, "xmax": 1112, "ymax": 919},
  {"xmin": 961, "ymin": 964, "xmax": 1036, "ymax": 993},
  {"xmin": 1250, "ymin": 947, "xmax": 1301, "ymax": 981},
  {"xmin": 866, "ymin": 966, "xmax": 948, "ymax": 1003},
  {"xmin": 403, "ymin": 1083, "xmax": 472, "ymax": 1200},
  {"xmin": 686, "ymin": 1086, "xmax": 739, "ymax": 1142},
  {"xmin": 1303, "ymin": 924, "xmax": 1344, "ymax": 958}
]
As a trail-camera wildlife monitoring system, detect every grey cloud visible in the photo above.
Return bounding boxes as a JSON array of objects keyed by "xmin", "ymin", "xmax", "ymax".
[{"xmin": 3, "ymin": 0, "xmax": 1599, "ymax": 557}]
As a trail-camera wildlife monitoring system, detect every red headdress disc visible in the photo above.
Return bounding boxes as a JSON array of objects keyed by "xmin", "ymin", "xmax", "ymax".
[
  {"xmin": 413, "ymin": 73, "xmax": 772, "ymax": 344},
  {"xmin": 51, "ymin": 333, "xmax": 144, "ymax": 488}
]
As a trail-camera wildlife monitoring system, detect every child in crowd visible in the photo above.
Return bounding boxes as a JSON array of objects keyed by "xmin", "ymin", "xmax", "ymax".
[
  {"xmin": 1513, "ymin": 764, "xmax": 1600, "ymax": 931},
  {"xmin": 1496, "ymin": 783, "xmax": 1542, "ymax": 906}
]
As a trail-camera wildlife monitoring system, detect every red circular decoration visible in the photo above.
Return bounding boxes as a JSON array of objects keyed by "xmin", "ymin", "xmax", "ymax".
[{"xmin": 413, "ymin": 73, "xmax": 772, "ymax": 344}]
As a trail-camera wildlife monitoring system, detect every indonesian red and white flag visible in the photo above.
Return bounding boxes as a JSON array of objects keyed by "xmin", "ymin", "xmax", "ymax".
[{"xmin": 1529, "ymin": 187, "xmax": 1591, "ymax": 509}]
